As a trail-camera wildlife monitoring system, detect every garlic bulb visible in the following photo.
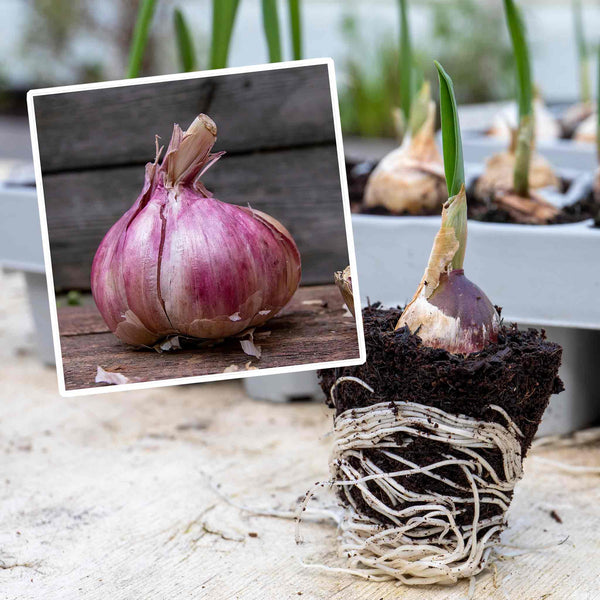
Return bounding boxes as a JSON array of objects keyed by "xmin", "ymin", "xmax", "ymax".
[
  {"xmin": 363, "ymin": 87, "xmax": 446, "ymax": 215},
  {"xmin": 487, "ymin": 97, "xmax": 561, "ymax": 141},
  {"xmin": 397, "ymin": 187, "xmax": 499, "ymax": 354},
  {"xmin": 475, "ymin": 146, "xmax": 559, "ymax": 199},
  {"xmin": 573, "ymin": 112, "xmax": 597, "ymax": 143},
  {"xmin": 91, "ymin": 114, "xmax": 301, "ymax": 346}
]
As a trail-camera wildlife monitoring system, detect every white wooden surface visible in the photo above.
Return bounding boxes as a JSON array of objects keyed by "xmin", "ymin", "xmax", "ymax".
[{"xmin": 1, "ymin": 270, "xmax": 600, "ymax": 600}]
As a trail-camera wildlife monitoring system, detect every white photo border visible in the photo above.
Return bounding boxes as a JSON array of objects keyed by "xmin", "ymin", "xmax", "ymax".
[{"xmin": 27, "ymin": 58, "xmax": 366, "ymax": 397}]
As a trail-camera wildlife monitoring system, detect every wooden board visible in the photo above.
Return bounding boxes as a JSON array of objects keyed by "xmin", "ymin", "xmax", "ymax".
[
  {"xmin": 43, "ymin": 145, "xmax": 348, "ymax": 291},
  {"xmin": 34, "ymin": 64, "xmax": 334, "ymax": 173},
  {"xmin": 57, "ymin": 284, "xmax": 359, "ymax": 392},
  {"xmin": 2, "ymin": 269, "xmax": 600, "ymax": 599}
]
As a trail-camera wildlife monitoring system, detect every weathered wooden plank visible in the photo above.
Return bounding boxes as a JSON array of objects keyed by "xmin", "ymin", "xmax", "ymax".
[
  {"xmin": 44, "ymin": 144, "xmax": 348, "ymax": 291},
  {"xmin": 34, "ymin": 64, "xmax": 334, "ymax": 173},
  {"xmin": 58, "ymin": 284, "xmax": 359, "ymax": 391}
]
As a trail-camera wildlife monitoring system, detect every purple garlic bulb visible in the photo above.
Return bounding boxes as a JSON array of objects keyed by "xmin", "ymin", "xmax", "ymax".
[{"xmin": 91, "ymin": 114, "xmax": 301, "ymax": 346}]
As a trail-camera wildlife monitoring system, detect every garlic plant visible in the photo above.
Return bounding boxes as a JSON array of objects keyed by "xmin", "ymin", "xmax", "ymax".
[
  {"xmin": 562, "ymin": 0, "xmax": 594, "ymax": 137},
  {"xmin": 363, "ymin": 0, "xmax": 446, "ymax": 215},
  {"xmin": 477, "ymin": 0, "xmax": 559, "ymax": 224},
  {"xmin": 396, "ymin": 62, "xmax": 500, "ymax": 355},
  {"xmin": 91, "ymin": 114, "xmax": 301, "ymax": 347}
]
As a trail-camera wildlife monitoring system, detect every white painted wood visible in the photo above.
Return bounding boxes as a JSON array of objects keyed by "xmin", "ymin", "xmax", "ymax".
[{"xmin": 1, "ymin": 270, "xmax": 600, "ymax": 599}]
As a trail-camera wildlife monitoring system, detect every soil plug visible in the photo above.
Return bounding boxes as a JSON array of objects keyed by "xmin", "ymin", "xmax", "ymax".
[{"xmin": 314, "ymin": 61, "xmax": 564, "ymax": 586}]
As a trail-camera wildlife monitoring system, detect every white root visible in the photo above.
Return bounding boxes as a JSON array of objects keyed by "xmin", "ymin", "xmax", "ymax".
[{"xmin": 316, "ymin": 376, "xmax": 524, "ymax": 585}]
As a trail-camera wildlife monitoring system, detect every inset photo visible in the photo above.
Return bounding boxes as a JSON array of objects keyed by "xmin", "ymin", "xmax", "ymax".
[{"xmin": 28, "ymin": 59, "xmax": 364, "ymax": 396}]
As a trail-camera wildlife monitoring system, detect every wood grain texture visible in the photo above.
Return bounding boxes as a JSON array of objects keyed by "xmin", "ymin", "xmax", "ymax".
[
  {"xmin": 2, "ymin": 270, "xmax": 600, "ymax": 600},
  {"xmin": 57, "ymin": 284, "xmax": 359, "ymax": 391},
  {"xmin": 44, "ymin": 145, "xmax": 348, "ymax": 291},
  {"xmin": 34, "ymin": 64, "xmax": 334, "ymax": 173}
]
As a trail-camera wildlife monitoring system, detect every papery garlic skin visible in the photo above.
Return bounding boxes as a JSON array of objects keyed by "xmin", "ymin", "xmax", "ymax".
[
  {"xmin": 487, "ymin": 97, "xmax": 560, "ymax": 141},
  {"xmin": 399, "ymin": 270, "xmax": 499, "ymax": 354},
  {"xmin": 561, "ymin": 101, "xmax": 594, "ymax": 138},
  {"xmin": 334, "ymin": 266, "xmax": 354, "ymax": 317},
  {"xmin": 475, "ymin": 149, "xmax": 559, "ymax": 199},
  {"xmin": 364, "ymin": 101, "xmax": 446, "ymax": 214},
  {"xmin": 91, "ymin": 114, "xmax": 301, "ymax": 346}
]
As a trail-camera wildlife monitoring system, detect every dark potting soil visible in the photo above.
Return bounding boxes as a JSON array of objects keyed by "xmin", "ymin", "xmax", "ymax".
[
  {"xmin": 346, "ymin": 159, "xmax": 599, "ymax": 224},
  {"xmin": 318, "ymin": 303, "xmax": 564, "ymax": 527}
]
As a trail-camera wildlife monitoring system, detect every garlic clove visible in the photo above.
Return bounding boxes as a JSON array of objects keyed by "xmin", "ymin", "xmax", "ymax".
[
  {"xmin": 121, "ymin": 200, "xmax": 178, "ymax": 339},
  {"xmin": 364, "ymin": 97, "xmax": 446, "ymax": 215},
  {"xmin": 487, "ymin": 97, "xmax": 561, "ymax": 141}
]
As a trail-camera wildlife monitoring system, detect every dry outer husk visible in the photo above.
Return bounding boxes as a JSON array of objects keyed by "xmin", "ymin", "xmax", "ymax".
[
  {"xmin": 487, "ymin": 97, "xmax": 561, "ymax": 141},
  {"xmin": 474, "ymin": 136, "xmax": 560, "ymax": 224},
  {"xmin": 573, "ymin": 112, "xmax": 597, "ymax": 143},
  {"xmin": 363, "ymin": 102, "xmax": 446, "ymax": 214}
]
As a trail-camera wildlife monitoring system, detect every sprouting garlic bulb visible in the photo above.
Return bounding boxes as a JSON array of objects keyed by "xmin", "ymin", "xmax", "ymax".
[
  {"xmin": 487, "ymin": 97, "xmax": 561, "ymax": 141},
  {"xmin": 91, "ymin": 114, "xmax": 301, "ymax": 346},
  {"xmin": 363, "ymin": 100, "xmax": 446, "ymax": 214},
  {"xmin": 397, "ymin": 186, "xmax": 500, "ymax": 354},
  {"xmin": 475, "ymin": 147, "xmax": 559, "ymax": 200},
  {"xmin": 573, "ymin": 112, "xmax": 597, "ymax": 143}
]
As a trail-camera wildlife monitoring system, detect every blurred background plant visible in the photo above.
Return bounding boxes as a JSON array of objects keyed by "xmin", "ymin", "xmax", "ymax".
[
  {"xmin": 0, "ymin": 0, "xmax": 598, "ymax": 133},
  {"xmin": 339, "ymin": 0, "xmax": 513, "ymax": 137}
]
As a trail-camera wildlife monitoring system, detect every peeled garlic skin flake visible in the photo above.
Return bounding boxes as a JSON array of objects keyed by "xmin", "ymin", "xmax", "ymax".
[{"xmin": 91, "ymin": 114, "xmax": 301, "ymax": 346}]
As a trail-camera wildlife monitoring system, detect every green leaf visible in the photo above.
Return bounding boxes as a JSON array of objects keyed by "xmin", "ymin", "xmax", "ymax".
[
  {"xmin": 173, "ymin": 8, "xmax": 196, "ymax": 72},
  {"xmin": 503, "ymin": 0, "xmax": 533, "ymax": 120},
  {"xmin": 435, "ymin": 61, "xmax": 464, "ymax": 198},
  {"xmin": 126, "ymin": 0, "xmax": 157, "ymax": 78},
  {"xmin": 398, "ymin": 0, "xmax": 413, "ymax": 126},
  {"xmin": 210, "ymin": 0, "xmax": 241, "ymax": 70},
  {"xmin": 288, "ymin": 0, "xmax": 302, "ymax": 61},
  {"xmin": 573, "ymin": 0, "xmax": 591, "ymax": 102},
  {"xmin": 262, "ymin": 0, "xmax": 282, "ymax": 63}
]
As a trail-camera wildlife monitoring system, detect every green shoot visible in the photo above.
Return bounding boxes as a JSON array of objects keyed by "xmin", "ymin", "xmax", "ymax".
[
  {"xmin": 503, "ymin": 0, "xmax": 533, "ymax": 197},
  {"xmin": 435, "ymin": 61, "xmax": 466, "ymax": 271},
  {"xmin": 435, "ymin": 61, "xmax": 464, "ymax": 199},
  {"xmin": 210, "ymin": 0, "xmax": 241, "ymax": 70},
  {"xmin": 573, "ymin": 0, "xmax": 591, "ymax": 104},
  {"xmin": 398, "ymin": 0, "xmax": 413, "ymax": 128},
  {"xmin": 288, "ymin": 0, "xmax": 303, "ymax": 61},
  {"xmin": 173, "ymin": 8, "xmax": 196, "ymax": 72},
  {"xmin": 262, "ymin": 0, "xmax": 282, "ymax": 63},
  {"xmin": 126, "ymin": 0, "xmax": 157, "ymax": 78}
]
